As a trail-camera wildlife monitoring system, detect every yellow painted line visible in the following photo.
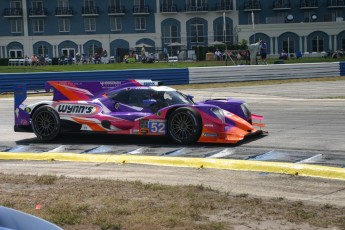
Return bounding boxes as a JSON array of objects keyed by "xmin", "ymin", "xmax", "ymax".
[{"xmin": 1, "ymin": 152, "xmax": 345, "ymax": 181}]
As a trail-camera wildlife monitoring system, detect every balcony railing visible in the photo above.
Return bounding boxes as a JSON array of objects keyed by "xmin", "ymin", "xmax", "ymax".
[
  {"xmin": 3, "ymin": 8, "xmax": 23, "ymax": 17},
  {"xmin": 327, "ymin": 0, "xmax": 345, "ymax": 7},
  {"xmin": 108, "ymin": 6, "xmax": 126, "ymax": 15},
  {"xmin": 273, "ymin": 0, "xmax": 291, "ymax": 10},
  {"xmin": 132, "ymin": 5, "xmax": 150, "ymax": 14},
  {"xmin": 244, "ymin": 1, "xmax": 262, "ymax": 11},
  {"xmin": 29, "ymin": 8, "xmax": 48, "ymax": 17},
  {"xmin": 81, "ymin": 6, "xmax": 100, "ymax": 15},
  {"xmin": 300, "ymin": 0, "xmax": 318, "ymax": 9},
  {"xmin": 160, "ymin": 4, "xmax": 177, "ymax": 13},
  {"xmin": 185, "ymin": 4, "xmax": 208, "ymax": 12},
  {"xmin": 55, "ymin": 7, "xmax": 74, "ymax": 16},
  {"xmin": 215, "ymin": 2, "xmax": 233, "ymax": 11}
]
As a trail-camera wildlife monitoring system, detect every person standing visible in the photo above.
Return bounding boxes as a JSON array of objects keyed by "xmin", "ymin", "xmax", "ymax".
[{"xmin": 260, "ymin": 40, "xmax": 267, "ymax": 65}]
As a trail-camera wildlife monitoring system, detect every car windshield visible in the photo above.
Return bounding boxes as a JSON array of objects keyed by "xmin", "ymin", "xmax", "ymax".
[{"xmin": 106, "ymin": 88, "xmax": 194, "ymax": 108}]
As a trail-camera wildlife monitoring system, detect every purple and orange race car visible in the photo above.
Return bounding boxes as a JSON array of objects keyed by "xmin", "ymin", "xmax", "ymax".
[{"xmin": 14, "ymin": 79, "xmax": 266, "ymax": 144}]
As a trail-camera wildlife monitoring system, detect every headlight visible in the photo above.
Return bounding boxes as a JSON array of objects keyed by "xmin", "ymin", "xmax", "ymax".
[
  {"xmin": 210, "ymin": 108, "xmax": 225, "ymax": 123},
  {"xmin": 241, "ymin": 103, "xmax": 252, "ymax": 118}
]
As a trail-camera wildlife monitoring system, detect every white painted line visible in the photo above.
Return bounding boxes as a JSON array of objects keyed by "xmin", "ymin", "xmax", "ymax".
[
  {"xmin": 48, "ymin": 145, "xmax": 67, "ymax": 153},
  {"xmin": 207, "ymin": 148, "xmax": 235, "ymax": 158},
  {"xmin": 296, "ymin": 154, "xmax": 323, "ymax": 164},
  {"xmin": 126, "ymin": 147, "xmax": 147, "ymax": 155}
]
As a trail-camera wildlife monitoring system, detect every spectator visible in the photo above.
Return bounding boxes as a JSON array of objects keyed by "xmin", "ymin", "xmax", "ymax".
[
  {"xmin": 24, "ymin": 56, "xmax": 30, "ymax": 66},
  {"xmin": 38, "ymin": 55, "xmax": 46, "ymax": 65},
  {"xmin": 163, "ymin": 47, "xmax": 168, "ymax": 61},
  {"xmin": 45, "ymin": 54, "xmax": 50, "ymax": 65},
  {"xmin": 94, "ymin": 53, "xmax": 100, "ymax": 64},
  {"xmin": 296, "ymin": 51, "xmax": 302, "ymax": 59},
  {"xmin": 76, "ymin": 52, "xmax": 81, "ymax": 64},
  {"xmin": 102, "ymin": 50, "xmax": 108, "ymax": 64},
  {"xmin": 31, "ymin": 54, "xmax": 38, "ymax": 66},
  {"xmin": 67, "ymin": 55, "xmax": 73, "ymax": 65},
  {"xmin": 141, "ymin": 45, "xmax": 146, "ymax": 61},
  {"xmin": 259, "ymin": 40, "xmax": 267, "ymax": 65},
  {"xmin": 279, "ymin": 50, "xmax": 288, "ymax": 60},
  {"xmin": 214, "ymin": 49, "xmax": 221, "ymax": 60}
]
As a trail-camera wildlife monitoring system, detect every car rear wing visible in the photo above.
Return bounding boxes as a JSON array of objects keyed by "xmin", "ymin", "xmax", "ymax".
[
  {"xmin": 14, "ymin": 83, "xmax": 31, "ymax": 131},
  {"xmin": 44, "ymin": 79, "xmax": 162, "ymax": 101}
]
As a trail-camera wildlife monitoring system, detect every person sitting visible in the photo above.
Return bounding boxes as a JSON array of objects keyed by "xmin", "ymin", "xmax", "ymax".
[
  {"xmin": 279, "ymin": 50, "xmax": 289, "ymax": 60},
  {"xmin": 31, "ymin": 54, "xmax": 38, "ymax": 66},
  {"xmin": 38, "ymin": 55, "xmax": 46, "ymax": 65},
  {"xmin": 214, "ymin": 49, "xmax": 221, "ymax": 60}
]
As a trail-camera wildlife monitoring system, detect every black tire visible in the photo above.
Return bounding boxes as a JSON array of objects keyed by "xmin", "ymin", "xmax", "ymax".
[
  {"xmin": 167, "ymin": 107, "xmax": 202, "ymax": 144},
  {"xmin": 31, "ymin": 106, "xmax": 61, "ymax": 141}
]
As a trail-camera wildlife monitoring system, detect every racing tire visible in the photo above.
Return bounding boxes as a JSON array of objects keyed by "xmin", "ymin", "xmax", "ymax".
[
  {"xmin": 31, "ymin": 106, "xmax": 61, "ymax": 141},
  {"xmin": 167, "ymin": 107, "xmax": 202, "ymax": 144}
]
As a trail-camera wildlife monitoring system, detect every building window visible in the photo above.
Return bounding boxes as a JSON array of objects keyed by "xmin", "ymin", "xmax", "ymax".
[
  {"xmin": 33, "ymin": 19, "xmax": 44, "ymax": 33},
  {"xmin": 190, "ymin": 20, "xmax": 204, "ymax": 43},
  {"xmin": 9, "ymin": 49, "xmax": 23, "ymax": 58},
  {"xmin": 134, "ymin": 0, "xmax": 145, "ymax": 5},
  {"xmin": 84, "ymin": 0, "xmax": 95, "ymax": 8},
  {"xmin": 58, "ymin": 0, "xmax": 69, "ymax": 7},
  {"xmin": 32, "ymin": 0, "xmax": 43, "ymax": 8},
  {"xmin": 84, "ymin": 18, "xmax": 96, "ymax": 31},
  {"xmin": 37, "ymin": 45, "xmax": 48, "ymax": 56},
  {"xmin": 186, "ymin": 0, "xmax": 207, "ymax": 8},
  {"xmin": 135, "ymin": 17, "xmax": 146, "ymax": 30},
  {"xmin": 61, "ymin": 48, "xmax": 75, "ymax": 58},
  {"xmin": 162, "ymin": 25, "xmax": 178, "ymax": 45},
  {"xmin": 312, "ymin": 36, "xmax": 324, "ymax": 52},
  {"xmin": 11, "ymin": 19, "xmax": 22, "ymax": 33},
  {"xmin": 342, "ymin": 38, "xmax": 345, "ymax": 50},
  {"xmin": 214, "ymin": 23, "xmax": 231, "ymax": 43},
  {"xmin": 58, "ymin": 18, "xmax": 70, "ymax": 32},
  {"xmin": 10, "ymin": 1, "xmax": 21, "ymax": 8},
  {"xmin": 110, "ymin": 17, "xmax": 122, "ymax": 31},
  {"xmin": 109, "ymin": 0, "xmax": 121, "ymax": 7},
  {"xmin": 282, "ymin": 37, "xmax": 295, "ymax": 53}
]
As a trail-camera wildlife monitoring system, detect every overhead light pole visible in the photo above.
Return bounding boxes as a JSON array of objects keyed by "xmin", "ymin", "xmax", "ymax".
[{"xmin": 223, "ymin": 11, "xmax": 227, "ymax": 66}]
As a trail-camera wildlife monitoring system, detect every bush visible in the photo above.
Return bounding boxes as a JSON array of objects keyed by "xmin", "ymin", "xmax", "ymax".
[{"xmin": 0, "ymin": 59, "xmax": 9, "ymax": 66}]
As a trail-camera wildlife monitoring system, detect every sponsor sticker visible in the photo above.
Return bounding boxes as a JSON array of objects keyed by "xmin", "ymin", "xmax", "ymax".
[{"xmin": 55, "ymin": 103, "xmax": 98, "ymax": 114}]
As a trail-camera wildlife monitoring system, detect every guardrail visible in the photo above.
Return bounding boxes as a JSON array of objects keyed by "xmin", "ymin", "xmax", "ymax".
[{"xmin": 1, "ymin": 62, "xmax": 344, "ymax": 93}]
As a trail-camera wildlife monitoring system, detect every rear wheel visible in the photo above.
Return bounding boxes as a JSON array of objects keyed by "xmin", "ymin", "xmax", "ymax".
[
  {"xmin": 167, "ymin": 107, "xmax": 202, "ymax": 144},
  {"xmin": 32, "ymin": 106, "xmax": 61, "ymax": 141}
]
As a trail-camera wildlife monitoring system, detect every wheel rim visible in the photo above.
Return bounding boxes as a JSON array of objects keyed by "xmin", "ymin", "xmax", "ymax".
[
  {"xmin": 33, "ymin": 111, "xmax": 57, "ymax": 137},
  {"xmin": 170, "ymin": 112, "xmax": 195, "ymax": 140}
]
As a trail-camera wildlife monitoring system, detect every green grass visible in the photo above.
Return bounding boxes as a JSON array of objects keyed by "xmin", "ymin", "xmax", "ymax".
[{"xmin": 1, "ymin": 56, "xmax": 344, "ymax": 73}]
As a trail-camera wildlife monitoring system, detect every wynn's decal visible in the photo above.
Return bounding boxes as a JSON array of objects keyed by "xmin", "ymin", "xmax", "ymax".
[{"xmin": 55, "ymin": 104, "xmax": 97, "ymax": 114}]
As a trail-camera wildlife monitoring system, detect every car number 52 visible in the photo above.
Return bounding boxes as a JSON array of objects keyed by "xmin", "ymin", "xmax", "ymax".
[{"xmin": 149, "ymin": 121, "xmax": 166, "ymax": 133}]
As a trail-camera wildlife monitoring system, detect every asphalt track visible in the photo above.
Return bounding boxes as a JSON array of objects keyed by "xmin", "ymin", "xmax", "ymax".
[{"xmin": 1, "ymin": 80, "xmax": 345, "ymax": 181}]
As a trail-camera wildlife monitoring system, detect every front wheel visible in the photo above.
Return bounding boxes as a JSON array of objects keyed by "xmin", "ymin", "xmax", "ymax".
[
  {"xmin": 31, "ymin": 106, "xmax": 61, "ymax": 141},
  {"xmin": 167, "ymin": 107, "xmax": 202, "ymax": 144}
]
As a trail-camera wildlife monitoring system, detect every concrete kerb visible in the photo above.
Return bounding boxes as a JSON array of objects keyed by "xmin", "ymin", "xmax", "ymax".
[{"xmin": 1, "ymin": 152, "xmax": 345, "ymax": 181}]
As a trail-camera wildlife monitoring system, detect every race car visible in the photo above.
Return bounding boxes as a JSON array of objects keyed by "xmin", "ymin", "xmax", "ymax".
[{"xmin": 14, "ymin": 79, "xmax": 266, "ymax": 144}]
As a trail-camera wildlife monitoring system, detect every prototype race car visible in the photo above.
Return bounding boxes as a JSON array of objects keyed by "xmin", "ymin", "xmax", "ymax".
[{"xmin": 14, "ymin": 79, "xmax": 266, "ymax": 144}]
